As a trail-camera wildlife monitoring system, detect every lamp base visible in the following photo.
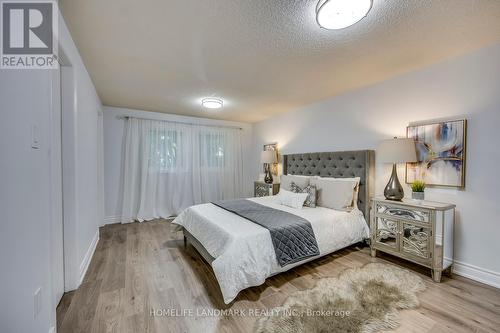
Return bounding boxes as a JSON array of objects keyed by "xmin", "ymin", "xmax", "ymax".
[
  {"xmin": 384, "ymin": 164, "xmax": 404, "ymax": 201},
  {"xmin": 264, "ymin": 164, "xmax": 273, "ymax": 184}
]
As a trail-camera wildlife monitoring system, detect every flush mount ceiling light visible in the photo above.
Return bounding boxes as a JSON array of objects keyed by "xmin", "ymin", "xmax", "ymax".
[
  {"xmin": 316, "ymin": 0, "xmax": 372, "ymax": 30},
  {"xmin": 201, "ymin": 97, "xmax": 223, "ymax": 109}
]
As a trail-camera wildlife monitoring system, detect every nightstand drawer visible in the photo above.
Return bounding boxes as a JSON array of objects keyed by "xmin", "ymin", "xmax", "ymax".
[
  {"xmin": 255, "ymin": 183, "xmax": 270, "ymax": 197},
  {"xmin": 375, "ymin": 202, "xmax": 430, "ymax": 223}
]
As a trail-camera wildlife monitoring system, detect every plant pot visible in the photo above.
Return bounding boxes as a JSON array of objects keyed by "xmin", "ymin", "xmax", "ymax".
[{"xmin": 412, "ymin": 191, "xmax": 425, "ymax": 200}]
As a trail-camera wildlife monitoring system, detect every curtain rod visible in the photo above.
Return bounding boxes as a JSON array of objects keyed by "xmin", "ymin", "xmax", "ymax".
[{"xmin": 117, "ymin": 115, "xmax": 243, "ymax": 130}]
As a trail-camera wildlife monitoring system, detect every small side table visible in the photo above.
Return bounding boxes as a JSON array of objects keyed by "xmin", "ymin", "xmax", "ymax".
[
  {"xmin": 254, "ymin": 181, "xmax": 280, "ymax": 197},
  {"xmin": 370, "ymin": 197, "xmax": 456, "ymax": 282}
]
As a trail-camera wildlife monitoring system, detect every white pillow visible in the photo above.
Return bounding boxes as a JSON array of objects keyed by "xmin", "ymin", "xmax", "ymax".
[
  {"xmin": 280, "ymin": 174, "xmax": 310, "ymax": 191},
  {"xmin": 313, "ymin": 176, "xmax": 361, "ymax": 209},
  {"xmin": 310, "ymin": 177, "xmax": 359, "ymax": 211},
  {"xmin": 275, "ymin": 189, "xmax": 309, "ymax": 209}
]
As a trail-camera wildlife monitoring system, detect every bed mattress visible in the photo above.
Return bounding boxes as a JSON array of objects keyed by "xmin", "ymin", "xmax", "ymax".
[{"xmin": 172, "ymin": 196, "xmax": 369, "ymax": 304}]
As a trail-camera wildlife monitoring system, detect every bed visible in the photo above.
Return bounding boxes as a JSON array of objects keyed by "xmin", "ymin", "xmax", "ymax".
[{"xmin": 172, "ymin": 150, "xmax": 375, "ymax": 304}]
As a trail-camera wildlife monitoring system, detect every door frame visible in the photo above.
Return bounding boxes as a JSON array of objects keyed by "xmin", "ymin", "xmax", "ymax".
[
  {"xmin": 49, "ymin": 60, "xmax": 64, "ymax": 308},
  {"xmin": 59, "ymin": 48, "xmax": 80, "ymax": 292},
  {"xmin": 49, "ymin": 44, "xmax": 81, "ymax": 307}
]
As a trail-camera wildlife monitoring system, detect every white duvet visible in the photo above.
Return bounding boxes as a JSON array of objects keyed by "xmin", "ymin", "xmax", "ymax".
[{"xmin": 172, "ymin": 196, "xmax": 369, "ymax": 304}]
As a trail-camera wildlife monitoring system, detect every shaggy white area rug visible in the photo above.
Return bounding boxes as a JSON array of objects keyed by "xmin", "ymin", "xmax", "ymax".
[{"xmin": 255, "ymin": 263, "xmax": 426, "ymax": 333}]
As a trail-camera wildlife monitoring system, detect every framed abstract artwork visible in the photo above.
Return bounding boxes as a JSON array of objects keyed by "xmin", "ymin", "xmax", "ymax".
[{"xmin": 406, "ymin": 119, "xmax": 467, "ymax": 188}]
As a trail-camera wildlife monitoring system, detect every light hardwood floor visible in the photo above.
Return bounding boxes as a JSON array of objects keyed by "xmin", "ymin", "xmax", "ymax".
[{"xmin": 57, "ymin": 220, "xmax": 500, "ymax": 333}]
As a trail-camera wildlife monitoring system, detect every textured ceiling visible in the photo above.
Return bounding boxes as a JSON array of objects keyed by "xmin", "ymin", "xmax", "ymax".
[{"xmin": 60, "ymin": 0, "xmax": 500, "ymax": 123}]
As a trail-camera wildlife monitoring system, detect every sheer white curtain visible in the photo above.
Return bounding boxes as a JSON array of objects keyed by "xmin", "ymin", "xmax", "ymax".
[{"xmin": 121, "ymin": 118, "xmax": 244, "ymax": 223}]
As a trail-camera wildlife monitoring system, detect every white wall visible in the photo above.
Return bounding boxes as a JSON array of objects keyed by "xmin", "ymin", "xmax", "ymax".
[
  {"xmin": 0, "ymin": 67, "xmax": 56, "ymax": 333},
  {"xmin": 102, "ymin": 106, "xmax": 253, "ymax": 223},
  {"xmin": 0, "ymin": 11, "xmax": 103, "ymax": 333},
  {"xmin": 253, "ymin": 43, "xmax": 500, "ymax": 287}
]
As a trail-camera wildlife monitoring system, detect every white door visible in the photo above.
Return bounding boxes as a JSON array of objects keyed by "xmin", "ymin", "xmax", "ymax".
[{"xmin": 50, "ymin": 66, "xmax": 65, "ymax": 306}]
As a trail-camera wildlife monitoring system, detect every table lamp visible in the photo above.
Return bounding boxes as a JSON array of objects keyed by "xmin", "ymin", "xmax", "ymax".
[
  {"xmin": 261, "ymin": 150, "xmax": 277, "ymax": 184},
  {"xmin": 377, "ymin": 137, "xmax": 417, "ymax": 201}
]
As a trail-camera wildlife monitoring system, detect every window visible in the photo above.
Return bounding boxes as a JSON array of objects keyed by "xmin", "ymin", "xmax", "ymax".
[
  {"xmin": 199, "ymin": 132, "xmax": 226, "ymax": 168},
  {"xmin": 122, "ymin": 117, "xmax": 244, "ymax": 219},
  {"xmin": 149, "ymin": 128, "xmax": 183, "ymax": 172},
  {"xmin": 147, "ymin": 126, "xmax": 233, "ymax": 172}
]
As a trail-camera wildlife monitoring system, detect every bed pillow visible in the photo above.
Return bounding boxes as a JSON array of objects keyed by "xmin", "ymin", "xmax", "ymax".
[
  {"xmin": 352, "ymin": 180, "xmax": 360, "ymax": 209},
  {"xmin": 310, "ymin": 177, "xmax": 358, "ymax": 211},
  {"xmin": 275, "ymin": 189, "xmax": 309, "ymax": 209},
  {"xmin": 315, "ymin": 176, "xmax": 361, "ymax": 209},
  {"xmin": 289, "ymin": 182, "xmax": 317, "ymax": 208},
  {"xmin": 280, "ymin": 174, "xmax": 310, "ymax": 191},
  {"xmin": 312, "ymin": 176, "xmax": 361, "ymax": 208}
]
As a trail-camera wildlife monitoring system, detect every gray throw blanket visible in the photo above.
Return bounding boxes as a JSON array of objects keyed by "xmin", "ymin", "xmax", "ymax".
[{"xmin": 212, "ymin": 199, "xmax": 320, "ymax": 267}]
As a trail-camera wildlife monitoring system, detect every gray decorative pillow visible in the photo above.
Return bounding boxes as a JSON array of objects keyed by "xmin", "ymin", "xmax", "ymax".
[{"xmin": 289, "ymin": 181, "xmax": 317, "ymax": 208}]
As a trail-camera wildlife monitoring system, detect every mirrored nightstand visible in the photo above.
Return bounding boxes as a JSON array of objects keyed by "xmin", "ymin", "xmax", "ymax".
[
  {"xmin": 254, "ymin": 181, "xmax": 279, "ymax": 197},
  {"xmin": 370, "ymin": 197, "xmax": 456, "ymax": 282}
]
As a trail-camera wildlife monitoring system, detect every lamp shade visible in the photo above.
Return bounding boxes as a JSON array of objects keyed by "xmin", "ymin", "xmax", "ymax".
[
  {"xmin": 260, "ymin": 150, "xmax": 277, "ymax": 164},
  {"xmin": 377, "ymin": 138, "xmax": 417, "ymax": 163}
]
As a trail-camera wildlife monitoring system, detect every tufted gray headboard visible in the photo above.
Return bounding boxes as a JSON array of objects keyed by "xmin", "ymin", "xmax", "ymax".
[{"xmin": 283, "ymin": 150, "xmax": 375, "ymax": 219}]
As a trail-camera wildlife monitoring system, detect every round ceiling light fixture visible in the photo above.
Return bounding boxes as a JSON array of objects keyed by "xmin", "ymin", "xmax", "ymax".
[
  {"xmin": 316, "ymin": 0, "xmax": 372, "ymax": 30},
  {"xmin": 201, "ymin": 97, "xmax": 223, "ymax": 109}
]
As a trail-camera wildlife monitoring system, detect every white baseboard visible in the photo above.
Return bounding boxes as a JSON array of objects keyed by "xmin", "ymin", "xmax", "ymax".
[
  {"xmin": 78, "ymin": 230, "xmax": 99, "ymax": 286},
  {"xmin": 452, "ymin": 260, "xmax": 500, "ymax": 289},
  {"xmin": 103, "ymin": 215, "xmax": 121, "ymax": 225}
]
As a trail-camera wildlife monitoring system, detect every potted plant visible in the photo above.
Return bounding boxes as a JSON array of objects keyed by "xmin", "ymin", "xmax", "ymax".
[{"xmin": 411, "ymin": 180, "xmax": 426, "ymax": 200}]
